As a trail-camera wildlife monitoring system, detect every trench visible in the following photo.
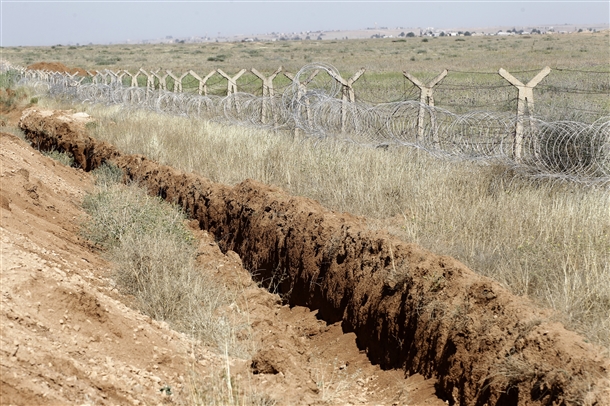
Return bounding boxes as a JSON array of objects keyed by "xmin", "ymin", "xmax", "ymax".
[{"xmin": 19, "ymin": 108, "xmax": 609, "ymax": 406}]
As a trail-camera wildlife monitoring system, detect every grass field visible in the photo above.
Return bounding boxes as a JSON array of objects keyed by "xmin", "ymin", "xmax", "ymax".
[
  {"xmin": 5, "ymin": 32, "xmax": 608, "ymax": 121},
  {"xmin": 4, "ymin": 32, "xmax": 609, "ymax": 74},
  {"xmin": 4, "ymin": 32, "xmax": 609, "ymax": 348}
]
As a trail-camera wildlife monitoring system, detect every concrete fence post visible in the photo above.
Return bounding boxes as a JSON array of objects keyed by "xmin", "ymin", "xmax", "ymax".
[
  {"xmin": 499, "ymin": 66, "xmax": 550, "ymax": 162},
  {"xmin": 403, "ymin": 69, "xmax": 447, "ymax": 146},
  {"xmin": 151, "ymin": 69, "xmax": 168, "ymax": 91},
  {"xmin": 326, "ymin": 68, "xmax": 365, "ymax": 133},
  {"xmin": 139, "ymin": 68, "xmax": 155, "ymax": 91},
  {"xmin": 87, "ymin": 71, "xmax": 97, "ymax": 84},
  {"xmin": 217, "ymin": 69, "xmax": 247, "ymax": 96},
  {"xmin": 251, "ymin": 66, "xmax": 282, "ymax": 124},
  {"xmin": 284, "ymin": 69, "xmax": 320, "ymax": 136},
  {"xmin": 123, "ymin": 70, "xmax": 139, "ymax": 87}
]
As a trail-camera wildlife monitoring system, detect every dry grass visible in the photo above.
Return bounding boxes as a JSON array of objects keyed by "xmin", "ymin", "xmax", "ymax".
[
  {"xmin": 4, "ymin": 32, "xmax": 608, "ymax": 74},
  {"xmin": 67, "ymin": 105, "xmax": 610, "ymax": 348},
  {"xmin": 82, "ymin": 164, "xmax": 253, "ymax": 358},
  {"xmin": 4, "ymin": 32, "xmax": 609, "ymax": 120}
]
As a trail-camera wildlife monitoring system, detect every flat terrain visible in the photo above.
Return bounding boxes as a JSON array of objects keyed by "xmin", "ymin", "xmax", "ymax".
[
  {"xmin": 4, "ymin": 31, "xmax": 608, "ymax": 74},
  {"xmin": 1, "ymin": 29, "xmax": 609, "ymax": 404},
  {"xmin": 5, "ymin": 31, "xmax": 608, "ymax": 119}
]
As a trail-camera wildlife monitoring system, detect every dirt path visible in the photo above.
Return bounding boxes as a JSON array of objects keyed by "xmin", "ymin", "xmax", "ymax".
[{"xmin": 0, "ymin": 128, "xmax": 443, "ymax": 404}]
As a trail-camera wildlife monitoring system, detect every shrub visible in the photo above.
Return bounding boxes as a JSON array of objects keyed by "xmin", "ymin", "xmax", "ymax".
[
  {"xmin": 208, "ymin": 55, "xmax": 227, "ymax": 62},
  {"xmin": 42, "ymin": 150, "xmax": 74, "ymax": 167}
]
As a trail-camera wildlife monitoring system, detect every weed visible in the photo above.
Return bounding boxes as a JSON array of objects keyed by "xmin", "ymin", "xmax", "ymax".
[
  {"xmin": 81, "ymin": 175, "xmax": 252, "ymax": 355},
  {"xmin": 208, "ymin": 55, "xmax": 228, "ymax": 62},
  {"xmin": 42, "ymin": 149, "xmax": 74, "ymax": 167},
  {"xmin": 311, "ymin": 356, "xmax": 361, "ymax": 404},
  {"xmin": 385, "ymin": 245, "xmax": 410, "ymax": 292},
  {"xmin": 91, "ymin": 161, "xmax": 123, "ymax": 187}
]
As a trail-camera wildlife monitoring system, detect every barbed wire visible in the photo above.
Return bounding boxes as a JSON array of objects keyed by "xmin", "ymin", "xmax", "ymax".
[{"xmin": 4, "ymin": 61, "xmax": 608, "ymax": 186}]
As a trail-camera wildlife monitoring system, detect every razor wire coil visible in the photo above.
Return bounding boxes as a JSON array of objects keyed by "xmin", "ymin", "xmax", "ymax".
[{"xmin": 6, "ymin": 62, "xmax": 609, "ymax": 186}]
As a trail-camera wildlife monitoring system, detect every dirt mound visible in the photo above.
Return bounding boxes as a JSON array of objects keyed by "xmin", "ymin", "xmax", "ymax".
[
  {"xmin": 19, "ymin": 108, "xmax": 610, "ymax": 405},
  {"xmin": 26, "ymin": 62, "xmax": 90, "ymax": 77},
  {"xmin": 0, "ymin": 131, "xmax": 216, "ymax": 405}
]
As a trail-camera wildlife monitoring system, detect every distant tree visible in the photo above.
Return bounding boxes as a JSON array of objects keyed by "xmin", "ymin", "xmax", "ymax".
[
  {"xmin": 464, "ymin": 31, "xmax": 471, "ymax": 36},
  {"xmin": 439, "ymin": 32, "xmax": 446, "ymax": 37},
  {"xmin": 406, "ymin": 32, "xmax": 415, "ymax": 37},
  {"xmin": 399, "ymin": 32, "xmax": 406, "ymax": 37},
  {"xmin": 578, "ymin": 28, "xmax": 583, "ymax": 33},
  {"xmin": 458, "ymin": 31, "xmax": 463, "ymax": 35}
]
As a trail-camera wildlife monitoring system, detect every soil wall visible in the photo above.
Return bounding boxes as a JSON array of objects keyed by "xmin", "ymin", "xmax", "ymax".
[{"xmin": 20, "ymin": 108, "xmax": 609, "ymax": 405}]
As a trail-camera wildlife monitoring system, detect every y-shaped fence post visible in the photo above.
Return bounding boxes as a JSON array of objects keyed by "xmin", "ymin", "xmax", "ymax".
[
  {"xmin": 326, "ymin": 68, "xmax": 365, "ymax": 133},
  {"xmin": 217, "ymin": 69, "xmax": 247, "ymax": 115},
  {"xmin": 166, "ymin": 70, "xmax": 188, "ymax": 93},
  {"xmin": 499, "ymin": 67, "xmax": 551, "ymax": 162},
  {"xmin": 217, "ymin": 69, "xmax": 247, "ymax": 96},
  {"xmin": 87, "ymin": 71, "xmax": 97, "ymax": 84},
  {"xmin": 251, "ymin": 66, "xmax": 282, "ymax": 124},
  {"xmin": 185, "ymin": 70, "xmax": 217, "ymax": 96},
  {"xmin": 123, "ymin": 70, "xmax": 139, "ymax": 87},
  {"xmin": 151, "ymin": 69, "xmax": 168, "ymax": 91},
  {"xmin": 107, "ymin": 70, "xmax": 122, "ymax": 86},
  {"xmin": 284, "ymin": 69, "xmax": 319, "ymax": 136},
  {"xmin": 403, "ymin": 69, "xmax": 447, "ymax": 146},
  {"xmin": 139, "ymin": 68, "xmax": 155, "ymax": 92}
]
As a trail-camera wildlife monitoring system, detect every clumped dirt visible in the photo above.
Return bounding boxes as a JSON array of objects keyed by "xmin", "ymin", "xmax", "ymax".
[
  {"xmin": 26, "ymin": 62, "xmax": 90, "ymax": 77},
  {"xmin": 17, "ymin": 108, "xmax": 610, "ymax": 405},
  {"xmin": 2, "ymin": 113, "xmax": 444, "ymax": 405}
]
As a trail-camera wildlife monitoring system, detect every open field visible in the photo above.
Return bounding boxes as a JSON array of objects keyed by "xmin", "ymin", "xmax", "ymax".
[
  {"xmin": 4, "ymin": 30, "xmax": 610, "ymax": 347},
  {"xmin": 4, "ymin": 32, "xmax": 610, "ymax": 119},
  {"xmin": 4, "ymin": 31, "xmax": 609, "ymax": 73}
]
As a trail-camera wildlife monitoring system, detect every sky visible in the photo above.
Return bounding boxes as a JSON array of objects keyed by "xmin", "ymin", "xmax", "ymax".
[{"xmin": 1, "ymin": 0, "xmax": 609, "ymax": 46}]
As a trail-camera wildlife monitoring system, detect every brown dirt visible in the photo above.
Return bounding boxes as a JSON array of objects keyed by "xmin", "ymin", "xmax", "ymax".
[
  {"xmin": 1, "ymin": 113, "xmax": 444, "ymax": 404},
  {"xmin": 15, "ymin": 108, "xmax": 610, "ymax": 405},
  {"xmin": 26, "ymin": 62, "xmax": 90, "ymax": 77},
  {"xmin": 0, "ymin": 89, "xmax": 32, "ymax": 129}
]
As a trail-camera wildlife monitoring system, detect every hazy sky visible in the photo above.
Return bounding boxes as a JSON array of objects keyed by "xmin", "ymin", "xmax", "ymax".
[{"xmin": 1, "ymin": 1, "xmax": 608, "ymax": 46}]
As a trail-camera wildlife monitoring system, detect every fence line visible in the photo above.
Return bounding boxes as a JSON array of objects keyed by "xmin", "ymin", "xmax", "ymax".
[{"xmin": 2, "ymin": 61, "xmax": 609, "ymax": 185}]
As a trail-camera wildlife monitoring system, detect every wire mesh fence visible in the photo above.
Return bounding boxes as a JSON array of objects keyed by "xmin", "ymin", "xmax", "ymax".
[{"xmin": 3, "ymin": 61, "xmax": 609, "ymax": 186}]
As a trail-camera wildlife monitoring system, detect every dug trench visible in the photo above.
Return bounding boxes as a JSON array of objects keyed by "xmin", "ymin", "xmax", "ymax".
[{"xmin": 19, "ymin": 108, "xmax": 610, "ymax": 405}]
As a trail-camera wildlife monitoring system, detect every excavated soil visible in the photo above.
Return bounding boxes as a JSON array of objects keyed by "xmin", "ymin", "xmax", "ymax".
[
  {"xmin": 26, "ymin": 62, "xmax": 90, "ymax": 77},
  {"xmin": 14, "ymin": 108, "xmax": 610, "ymax": 405}
]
